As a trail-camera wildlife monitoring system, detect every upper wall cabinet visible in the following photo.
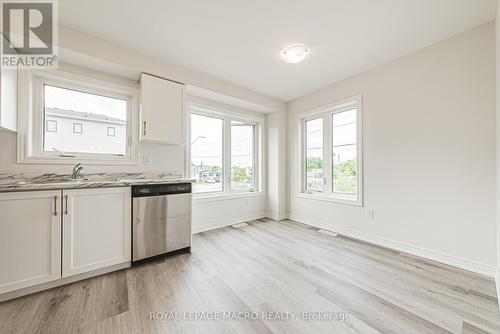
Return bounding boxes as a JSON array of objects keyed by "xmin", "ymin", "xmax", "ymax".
[
  {"xmin": 140, "ymin": 73, "xmax": 186, "ymax": 145},
  {"xmin": 0, "ymin": 36, "xmax": 18, "ymax": 132}
]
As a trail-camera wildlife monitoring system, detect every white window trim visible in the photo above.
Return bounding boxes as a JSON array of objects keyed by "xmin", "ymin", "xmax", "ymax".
[
  {"xmin": 17, "ymin": 68, "xmax": 140, "ymax": 165},
  {"xmin": 187, "ymin": 101, "xmax": 264, "ymax": 199},
  {"xmin": 297, "ymin": 94, "xmax": 363, "ymax": 206}
]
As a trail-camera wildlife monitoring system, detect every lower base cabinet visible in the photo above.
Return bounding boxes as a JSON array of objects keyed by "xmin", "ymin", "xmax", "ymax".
[
  {"xmin": 0, "ymin": 190, "xmax": 62, "ymax": 294},
  {"xmin": 62, "ymin": 187, "xmax": 131, "ymax": 277},
  {"xmin": 0, "ymin": 187, "xmax": 131, "ymax": 295}
]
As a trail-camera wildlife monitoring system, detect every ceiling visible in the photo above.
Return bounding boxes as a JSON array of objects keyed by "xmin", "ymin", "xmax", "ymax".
[{"xmin": 59, "ymin": 0, "xmax": 497, "ymax": 102}]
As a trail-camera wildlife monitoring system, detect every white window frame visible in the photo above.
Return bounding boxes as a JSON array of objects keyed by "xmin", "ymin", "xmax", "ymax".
[
  {"xmin": 297, "ymin": 94, "xmax": 363, "ymax": 206},
  {"xmin": 17, "ymin": 68, "xmax": 139, "ymax": 165},
  {"xmin": 187, "ymin": 101, "xmax": 263, "ymax": 199}
]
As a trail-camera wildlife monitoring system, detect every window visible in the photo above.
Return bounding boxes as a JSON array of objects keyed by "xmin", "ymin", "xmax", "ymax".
[
  {"xmin": 18, "ymin": 68, "xmax": 139, "ymax": 164},
  {"xmin": 190, "ymin": 113, "xmax": 224, "ymax": 193},
  {"xmin": 45, "ymin": 120, "xmax": 57, "ymax": 132},
  {"xmin": 231, "ymin": 121, "xmax": 255, "ymax": 192},
  {"xmin": 43, "ymin": 85, "xmax": 127, "ymax": 155},
  {"xmin": 305, "ymin": 118, "xmax": 323, "ymax": 192},
  {"xmin": 73, "ymin": 123, "xmax": 83, "ymax": 134},
  {"xmin": 190, "ymin": 104, "xmax": 261, "ymax": 195},
  {"xmin": 332, "ymin": 109, "xmax": 357, "ymax": 195},
  {"xmin": 300, "ymin": 95, "xmax": 362, "ymax": 205},
  {"xmin": 107, "ymin": 127, "xmax": 116, "ymax": 137}
]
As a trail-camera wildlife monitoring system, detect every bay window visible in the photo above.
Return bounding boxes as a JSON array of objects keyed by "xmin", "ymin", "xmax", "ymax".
[
  {"xmin": 300, "ymin": 95, "xmax": 362, "ymax": 205},
  {"xmin": 231, "ymin": 121, "xmax": 255, "ymax": 192},
  {"xmin": 190, "ymin": 113, "xmax": 224, "ymax": 193},
  {"xmin": 190, "ymin": 104, "xmax": 261, "ymax": 195}
]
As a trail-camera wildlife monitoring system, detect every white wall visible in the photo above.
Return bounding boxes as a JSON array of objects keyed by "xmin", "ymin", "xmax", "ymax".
[
  {"xmin": 287, "ymin": 22, "xmax": 496, "ymax": 276},
  {"xmin": 267, "ymin": 109, "xmax": 287, "ymax": 220},
  {"xmin": 192, "ymin": 194, "xmax": 267, "ymax": 233},
  {"xmin": 58, "ymin": 26, "xmax": 285, "ymax": 114}
]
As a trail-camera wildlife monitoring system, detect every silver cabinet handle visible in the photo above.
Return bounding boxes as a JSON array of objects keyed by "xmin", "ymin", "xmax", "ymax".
[
  {"xmin": 53, "ymin": 196, "xmax": 58, "ymax": 216},
  {"xmin": 143, "ymin": 121, "xmax": 147, "ymax": 136},
  {"xmin": 65, "ymin": 195, "xmax": 69, "ymax": 215}
]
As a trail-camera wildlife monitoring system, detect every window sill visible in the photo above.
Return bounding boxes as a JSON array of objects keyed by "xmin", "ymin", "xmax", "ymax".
[
  {"xmin": 193, "ymin": 191, "xmax": 264, "ymax": 203},
  {"xmin": 296, "ymin": 192, "xmax": 362, "ymax": 206}
]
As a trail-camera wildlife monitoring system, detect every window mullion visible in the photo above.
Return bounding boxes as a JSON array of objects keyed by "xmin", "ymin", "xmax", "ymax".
[
  {"xmin": 224, "ymin": 117, "xmax": 232, "ymax": 193},
  {"xmin": 253, "ymin": 124, "xmax": 258, "ymax": 192},
  {"xmin": 323, "ymin": 114, "xmax": 333, "ymax": 194}
]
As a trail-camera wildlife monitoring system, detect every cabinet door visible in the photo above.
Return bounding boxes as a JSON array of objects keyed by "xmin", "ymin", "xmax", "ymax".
[
  {"xmin": 0, "ymin": 35, "xmax": 18, "ymax": 132},
  {"xmin": 0, "ymin": 190, "xmax": 61, "ymax": 294},
  {"xmin": 140, "ymin": 73, "xmax": 185, "ymax": 144},
  {"xmin": 62, "ymin": 187, "xmax": 131, "ymax": 277}
]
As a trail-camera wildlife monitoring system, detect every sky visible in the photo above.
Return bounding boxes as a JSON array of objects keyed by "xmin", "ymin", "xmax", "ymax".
[
  {"xmin": 44, "ymin": 85, "xmax": 127, "ymax": 120},
  {"xmin": 306, "ymin": 109, "xmax": 357, "ymax": 163},
  {"xmin": 191, "ymin": 113, "xmax": 254, "ymax": 168}
]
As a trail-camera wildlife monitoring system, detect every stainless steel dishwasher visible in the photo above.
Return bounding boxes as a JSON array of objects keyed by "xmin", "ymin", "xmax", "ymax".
[{"xmin": 132, "ymin": 183, "xmax": 191, "ymax": 264}]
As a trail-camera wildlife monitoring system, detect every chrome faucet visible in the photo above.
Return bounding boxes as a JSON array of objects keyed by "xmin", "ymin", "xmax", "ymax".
[{"xmin": 71, "ymin": 163, "xmax": 84, "ymax": 179}]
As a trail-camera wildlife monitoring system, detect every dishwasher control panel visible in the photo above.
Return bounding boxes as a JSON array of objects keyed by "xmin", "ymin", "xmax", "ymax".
[{"xmin": 132, "ymin": 183, "xmax": 191, "ymax": 197}]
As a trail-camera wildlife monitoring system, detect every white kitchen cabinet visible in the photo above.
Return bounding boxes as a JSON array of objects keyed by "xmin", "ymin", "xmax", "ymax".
[
  {"xmin": 0, "ymin": 35, "xmax": 18, "ymax": 132},
  {"xmin": 140, "ymin": 73, "xmax": 185, "ymax": 144},
  {"xmin": 62, "ymin": 187, "xmax": 131, "ymax": 277},
  {"xmin": 0, "ymin": 190, "xmax": 61, "ymax": 294}
]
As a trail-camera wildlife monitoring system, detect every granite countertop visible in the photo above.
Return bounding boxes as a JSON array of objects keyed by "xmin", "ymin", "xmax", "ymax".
[{"xmin": 0, "ymin": 172, "xmax": 192, "ymax": 193}]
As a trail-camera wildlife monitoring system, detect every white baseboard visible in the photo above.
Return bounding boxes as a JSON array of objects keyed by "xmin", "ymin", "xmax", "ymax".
[
  {"xmin": 192, "ymin": 212, "xmax": 267, "ymax": 234},
  {"xmin": 266, "ymin": 212, "xmax": 288, "ymax": 221},
  {"xmin": 288, "ymin": 214, "xmax": 496, "ymax": 278}
]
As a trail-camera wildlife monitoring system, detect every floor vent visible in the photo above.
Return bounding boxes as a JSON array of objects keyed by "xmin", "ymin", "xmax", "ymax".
[
  {"xmin": 232, "ymin": 223, "xmax": 249, "ymax": 229},
  {"xmin": 318, "ymin": 229, "xmax": 338, "ymax": 237}
]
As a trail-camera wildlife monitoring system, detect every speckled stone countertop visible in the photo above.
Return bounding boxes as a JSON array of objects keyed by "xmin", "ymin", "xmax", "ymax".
[{"xmin": 0, "ymin": 172, "xmax": 192, "ymax": 193}]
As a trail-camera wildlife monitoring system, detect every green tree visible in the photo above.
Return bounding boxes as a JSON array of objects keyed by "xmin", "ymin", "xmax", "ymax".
[
  {"xmin": 333, "ymin": 160, "xmax": 357, "ymax": 194},
  {"xmin": 232, "ymin": 166, "xmax": 252, "ymax": 183},
  {"xmin": 339, "ymin": 160, "xmax": 356, "ymax": 176},
  {"xmin": 306, "ymin": 157, "xmax": 323, "ymax": 172}
]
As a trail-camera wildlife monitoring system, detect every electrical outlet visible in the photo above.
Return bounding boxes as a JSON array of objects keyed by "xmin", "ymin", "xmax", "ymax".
[{"xmin": 365, "ymin": 209, "xmax": 374, "ymax": 220}]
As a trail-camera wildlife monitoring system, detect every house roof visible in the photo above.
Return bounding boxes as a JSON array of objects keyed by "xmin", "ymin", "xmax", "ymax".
[{"xmin": 46, "ymin": 108, "xmax": 126, "ymax": 125}]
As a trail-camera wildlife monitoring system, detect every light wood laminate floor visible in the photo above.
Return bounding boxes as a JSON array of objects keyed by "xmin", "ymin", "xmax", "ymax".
[{"xmin": 1, "ymin": 219, "xmax": 499, "ymax": 334}]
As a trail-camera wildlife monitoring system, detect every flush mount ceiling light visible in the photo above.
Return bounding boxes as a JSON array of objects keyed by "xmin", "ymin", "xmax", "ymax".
[{"xmin": 281, "ymin": 44, "xmax": 310, "ymax": 64}]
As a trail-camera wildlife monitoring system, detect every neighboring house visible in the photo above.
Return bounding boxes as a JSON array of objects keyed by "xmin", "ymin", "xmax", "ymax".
[
  {"xmin": 191, "ymin": 163, "xmax": 221, "ymax": 183},
  {"xmin": 44, "ymin": 107, "xmax": 126, "ymax": 155}
]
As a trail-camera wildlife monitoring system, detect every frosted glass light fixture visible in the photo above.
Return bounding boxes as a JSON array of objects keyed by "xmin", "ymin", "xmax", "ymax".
[{"xmin": 281, "ymin": 44, "xmax": 310, "ymax": 63}]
